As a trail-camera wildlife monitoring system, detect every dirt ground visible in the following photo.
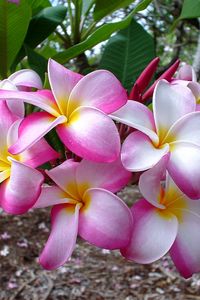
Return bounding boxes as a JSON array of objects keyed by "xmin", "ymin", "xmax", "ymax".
[{"xmin": 0, "ymin": 186, "xmax": 200, "ymax": 300}]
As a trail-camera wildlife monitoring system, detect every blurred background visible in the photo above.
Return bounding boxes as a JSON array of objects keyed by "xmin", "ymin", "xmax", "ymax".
[{"xmin": 0, "ymin": 0, "xmax": 200, "ymax": 299}]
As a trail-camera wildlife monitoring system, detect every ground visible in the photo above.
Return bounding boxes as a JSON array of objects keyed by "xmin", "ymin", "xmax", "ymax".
[{"xmin": 0, "ymin": 186, "xmax": 200, "ymax": 300}]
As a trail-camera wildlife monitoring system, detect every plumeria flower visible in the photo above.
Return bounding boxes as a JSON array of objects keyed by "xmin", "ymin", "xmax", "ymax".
[
  {"xmin": 0, "ymin": 101, "xmax": 59, "ymax": 214},
  {"xmin": 0, "ymin": 69, "xmax": 42, "ymax": 118},
  {"xmin": 0, "ymin": 59, "xmax": 127, "ymax": 162},
  {"xmin": 121, "ymin": 155, "xmax": 200, "ymax": 278},
  {"xmin": 112, "ymin": 79, "xmax": 200, "ymax": 199},
  {"xmin": 34, "ymin": 158, "xmax": 133, "ymax": 270}
]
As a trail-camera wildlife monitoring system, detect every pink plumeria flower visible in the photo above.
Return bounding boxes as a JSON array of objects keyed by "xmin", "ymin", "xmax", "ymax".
[
  {"xmin": 0, "ymin": 59, "xmax": 127, "ymax": 162},
  {"xmin": 0, "ymin": 69, "xmax": 42, "ymax": 118},
  {"xmin": 0, "ymin": 101, "xmax": 59, "ymax": 215},
  {"xmin": 112, "ymin": 79, "xmax": 200, "ymax": 199},
  {"xmin": 121, "ymin": 155, "xmax": 200, "ymax": 279},
  {"xmin": 34, "ymin": 158, "xmax": 133, "ymax": 270}
]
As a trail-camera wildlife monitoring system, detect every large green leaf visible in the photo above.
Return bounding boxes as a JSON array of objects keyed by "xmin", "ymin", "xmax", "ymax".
[
  {"xmin": 27, "ymin": 0, "xmax": 51, "ymax": 16},
  {"xmin": 54, "ymin": 0, "xmax": 153, "ymax": 64},
  {"xmin": 12, "ymin": 6, "xmax": 67, "ymax": 69},
  {"xmin": 179, "ymin": 0, "xmax": 200, "ymax": 19},
  {"xmin": 0, "ymin": 0, "xmax": 31, "ymax": 78},
  {"xmin": 25, "ymin": 6, "xmax": 67, "ymax": 49},
  {"xmin": 99, "ymin": 19, "xmax": 155, "ymax": 91},
  {"xmin": 93, "ymin": 0, "xmax": 136, "ymax": 21}
]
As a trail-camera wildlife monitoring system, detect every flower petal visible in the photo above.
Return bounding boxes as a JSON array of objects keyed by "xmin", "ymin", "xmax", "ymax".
[
  {"xmin": 34, "ymin": 186, "xmax": 76, "ymax": 208},
  {"xmin": 8, "ymin": 69, "xmax": 43, "ymax": 89},
  {"xmin": 57, "ymin": 107, "xmax": 120, "ymax": 162},
  {"xmin": 139, "ymin": 154, "xmax": 170, "ymax": 209},
  {"xmin": 176, "ymin": 64, "xmax": 196, "ymax": 81},
  {"xmin": 48, "ymin": 59, "xmax": 83, "ymax": 114},
  {"xmin": 67, "ymin": 70, "xmax": 127, "ymax": 116},
  {"xmin": 188, "ymin": 82, "xmax": 200, "ymax": 104},
  {"xmin": 0, "ymin": 158, "xmax": 44, "ymax": 214},
  {"xmin": 76, "ymin": 157, "xmax": 132, "ymax": 196},
  {"xmin": 7, "ymin": 119, "xmax": 59, "ymax": 167},
  {"xmin": 121, "ymin": 199, "xmax": 178, "ymax": 263},
  {"xmin": 164, "ymin": 112, "xmax": 200, "ymax": 145},
  {"xmin": 121, "ymin": 131, "xmax": 169, "ymax": 172},
  {"xmin": 46, "ymin": 159, "xmax": 80, "ymax": 199},
  {"xmin": 0, "ymin": 79, "xmax": 24, "ymax": 117},
  {"xmin": 0, "ymin": 101, "xmax": 17, "ymax": 161},
  {"xmin": 168, "ymin": 142, "xmax": 200, "ymax": 199},
  {"xmin": 39, "ymin": 204, "xmax": 80, "ymax": 270},
  {"xmin": 79, "ymin": 188, "xmax": 133, "ymax": 249},
  {"xmin": 0, "ymin": 90, "xmax": 60, "ymax": 116},
  {"xmin": 153, "ymin": 80, "xmax": 196, "ymax": 142},
  {"xmin": 8, "ymin": 112, "xmax": 66, "ymax": 155},
  {"xmin": 170, "ymin": 211, "xmax": 200, "ymax": 278},
  {"xmin": 111, "ymin": 100, "xmax": 158, "ymax": 144}
]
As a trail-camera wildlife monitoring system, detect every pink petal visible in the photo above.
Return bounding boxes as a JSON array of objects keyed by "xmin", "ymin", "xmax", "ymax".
[
  {"xmin": 34, "ymin": 186, "xmax": 76, "ymax": 208},
  {"xmin": 188, "ymin": 82, "xmax": 200, "ymax": 103},
  {"xmin": 153, "ymin": 80, "xmax": 196, "ymax": 142},
  {"xmin": 170, "ymin": 211, "xmax": 200, "ymax": 278},
  {"xmin": 79, "ymin": 188, "xmax": 133, "ymax": 249},
  {"xmin": 0, "ymin": 101, "xmax": 17, "ymax": 159},
  {"xmin": 0, "ymin": 79, "xmax": 24, "ymax": 117},
  {"xmin": 67, "ymin": 70, "xmax": 127, "ymax": 116},
  {"xmin": 121, "ymin": 199, "xmax": 178, "ymax": 263},
  {"xmin": 111, "ymin": 100, "xmax": 158, "ymax": 144},
  {"xmin": 57, "ymin": 107, "xmax": 120, "ymax": 162},
  {"xmin": 8, "ymin": 112, "xmax": 66, "ymax": 155},
  {"xmin": 7, "ymin": 119, "xmax": 59, "ymax": 167},
  {"xmin": 167, "ymin": 142, "xmax": 200, "ymax": 199},
  {"xmin": 76, "ymin": 157, "xmax": 132, "ymax": 195},
  {"xmin": 46, "ymin": 160, "xmax": 80, "ymax": 199},
  {"xmin": 121, "ymin": 131, "xmax": 169, "ymax": 171},
  {"xmin": 39, "ymin": 204, "xmax": 80, "ymax": 270},
  {"xmin": 176, "ymin": 64, "xmax": 196, "ymax": 82},
  {"xmin": 8, "ymin": 69, "xmax": 43, "ymax": 89},
  {"xmin": 20, "ymin": 138, "xmax": 59, "ymax": 168},
  {"xmin": 164, "ymin": 111, "xmax": 200, "ymax": 145},
  {"xmin": 0, "ymin": 158, "xmax": 44, "ymax": 214},
  {"xmin": 139, "ymin": 154, "xmax": 170, "ymax": 209},
  {"xmin": 0, "ymin": 90, "xmax": 59, "ymax": 116},
  {"xmin": 48, "ymin": 59, "xmax": 83, "ymax": 114}
]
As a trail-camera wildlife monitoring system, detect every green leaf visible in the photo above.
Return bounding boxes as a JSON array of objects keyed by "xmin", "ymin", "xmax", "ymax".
[
  {"xmin": 53, "ymin": 0, "xmax": 153, "ymax": 64},
  {"xmin": 12, "ymin": 6, "xmax": 67, "ymax": 69},
  {"xmin": 179, "ymin": 0, "xmax": 200, "ymax": 19},
  {"xmin": 25, "ymin": 6, "xmax": 67, "ymax": 49},
  {"xmin": 93, "ymin": 0, "xmax": 136, "ymax": 21},
  {"xmin": 25, "ymin": 46, "xmax": 48, "ymax": 82},
  {"xmin": 0, "ymin": 0, "xmax": 31, "ymax": 78},
  {"xmin": 170, "ymin": 0, "xmax": 200, "ymax": 30},
  {"xmin": 99, "ymin": 19, "xmax": 155, "ymax": 91},
  {"xmin": 27, "ymin": 0, "xmax": 51, "ymax": 16}
]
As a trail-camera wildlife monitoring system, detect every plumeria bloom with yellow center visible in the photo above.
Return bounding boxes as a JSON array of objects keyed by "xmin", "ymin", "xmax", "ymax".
[
  {"xmin": 34, "ymin": 158, "xmax": 133, "ymax": 270},
  {"xmin": 0, "ymin": 68, "xmax": 42, "ymax": 118},
  {"xmin": 112, "ymin": 79, "xmax": 200, "ymax": 199},
  {"xmin": 0, "ymin": 100, "xmax": 59, "ymax": 214},
  {"xmin": 0, "ymin": 59, "xmax": 127, "ymax": 162},
  {"xmin": 121, "ymin": 154, "xmax": 200, "ymax": 279}
]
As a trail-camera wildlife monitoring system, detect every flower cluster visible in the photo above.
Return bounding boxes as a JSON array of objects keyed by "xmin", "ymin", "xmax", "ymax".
[{"xmin": 0, "ymin": 58, "xmax": 200, "ymax": 278}]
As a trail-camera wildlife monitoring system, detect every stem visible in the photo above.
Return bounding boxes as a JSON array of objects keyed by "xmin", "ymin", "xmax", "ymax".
[
  {"xmin": 74, "ymin": 0, "xmax": 82, "ymax": 44},
  {"xmin": 81, "ymin": 21, "xmax": 96, "ymax": 41},
  {"xmin": 67, "ymin": 0, "xmax": 74, "ymax": 41}
]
